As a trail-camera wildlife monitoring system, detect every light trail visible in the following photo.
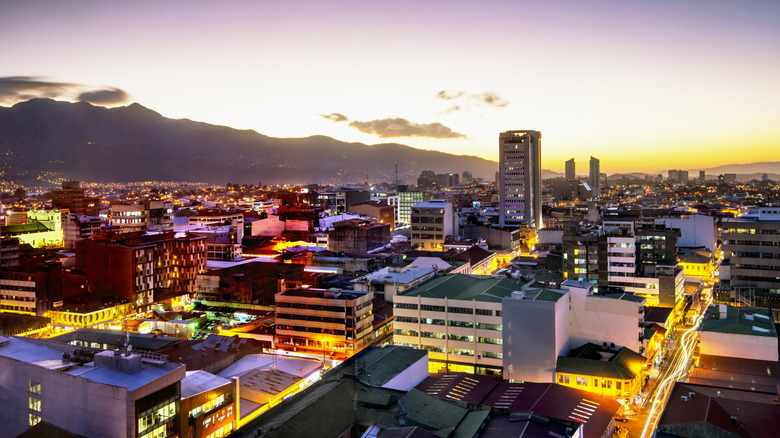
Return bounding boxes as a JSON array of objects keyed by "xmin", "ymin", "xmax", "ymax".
[{"xmin": 640, "ymin": 294, "xmax": 713, "ymax": 438}]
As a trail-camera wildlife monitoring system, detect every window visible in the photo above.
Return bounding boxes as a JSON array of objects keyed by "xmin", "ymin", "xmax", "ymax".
[
  {"xmin": 616, "ymin": 381, "xmax": 622, "ymax": 391},
  {"xmin": 448, "ymin": 306, "xmax": 473, "ymax": 314},
  {"xmin": 421, "ymin": 304, "xmax": 445, "ymax": 312},
  {"xmin": 395, "ymin": 303, "xmax": 418, "ymax": 310},
  {"xmin": 475, "ymin": 309, "xmax": 492, "ymax": 316},
  {"xmin": 28, "ymin": 380, "xmax": 41, "ymax": 426}
]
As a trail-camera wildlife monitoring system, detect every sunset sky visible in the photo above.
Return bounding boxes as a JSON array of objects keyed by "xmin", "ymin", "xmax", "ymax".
[{"xmin": 1, "ymin": 0, "xmax": 778, "ymax": 174}]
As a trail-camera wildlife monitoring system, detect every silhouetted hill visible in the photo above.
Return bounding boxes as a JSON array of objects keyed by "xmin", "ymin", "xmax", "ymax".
[{"xmin": 0, "ymin": 99, "xmax": 500, "ymax": 185}]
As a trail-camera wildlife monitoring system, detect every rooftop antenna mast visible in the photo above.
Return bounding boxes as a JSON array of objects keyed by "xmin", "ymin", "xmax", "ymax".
[{"xmin": 395, "ymin": 162, "xmax": 399, "ymax": 189}]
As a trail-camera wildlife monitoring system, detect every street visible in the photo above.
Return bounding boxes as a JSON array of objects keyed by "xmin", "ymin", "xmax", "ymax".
[{"xmin": 617, "ymin": 288, "xmax": 713, "ymax": 437}]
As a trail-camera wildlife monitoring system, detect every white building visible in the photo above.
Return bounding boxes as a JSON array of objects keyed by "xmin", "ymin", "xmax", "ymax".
[
  {"xmin": 498, "ymin": 130, "xmax": 542, "ymax": 229},
  {"xmin": 0, "ymin": 336, "xmax": 185, "ymax": 438},
  {"xmin": 699, "ymin": 305, "xmax": 778, "ymax": 362},
  {"xmin": 351, "ymin": 265, "xmax": 435, "ymax": 302},
  {"xmin": 410, "ymin": 199, "xmax": 457, "ymax": 251}
]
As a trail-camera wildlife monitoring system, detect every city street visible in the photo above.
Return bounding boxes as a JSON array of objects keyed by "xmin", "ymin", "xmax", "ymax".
[{"xmin": 618, "ymin": 288, "xmax": 713, "ymax": 437}]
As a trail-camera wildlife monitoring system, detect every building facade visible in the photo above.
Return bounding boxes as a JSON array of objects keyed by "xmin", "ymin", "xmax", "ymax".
[
  {"xmin": 275, "ymin": 288, "xmax": 374, "ymax": 356},
  {"xmin": 565, "ymin": 158, "xmax": 575, "ymax": 181},
  {"xmin": 589, "ymin": 156, "xmax": 600, "ymax": 198},
  {"xmin": 410, "ymin": 200, "xmax": 456, "ymax": 251},
  {"xmin": 498, "ymin": 130, "xmax": 542, "ymax": 229}
]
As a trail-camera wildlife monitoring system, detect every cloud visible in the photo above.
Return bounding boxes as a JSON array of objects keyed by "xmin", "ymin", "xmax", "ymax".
[
  {"xmin": 435, "ymin": 89, "xmax": 510, "ymax": 112},
  {"xmin": 320, "ymin": 112, "xmax": 348, "ymax": 122},
  {"xmin": 436, "ymin": 90, "xmax": 464, "ymax": 100},
  {"xmin": 348, "ymin": 117, "xmax": 466, "ymax": 139},
  {"xmin": 0, "ymin": 76, "xmax": 130, "ymax": 106},
  {"xmin": 78, "ymin": 87, "xmax": 129, "ymax": 105}
]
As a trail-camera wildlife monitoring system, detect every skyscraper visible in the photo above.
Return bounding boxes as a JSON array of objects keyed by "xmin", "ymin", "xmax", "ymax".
[
  {"xmin": 565, "ymin": 158, "xmax": 575, "ymax": 181},
  {"xmin": 589, "ymin": 156, "xmax": 600, "ymax": 197},
  {"xmin": 498, "ymin": 130, "xmax": 542, "ymax": 229}
]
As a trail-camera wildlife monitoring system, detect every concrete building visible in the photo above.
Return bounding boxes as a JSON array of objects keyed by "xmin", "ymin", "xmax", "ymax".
[
  {"xmin": 63, "ymin": 213, "xmax": 107, "ymax": 250},
  {"xmin": 720, "ymin": 207, "xmax": 780, "ymax": 320},
  {"xmin": 0, "ymin": 335, "xmax": 186, "ymax": 438},
  {"xmin": 179, "ymin": 370, "xmax": 239, "ymax": 438},
  {"xmin": 370, "ymin": 190, "xmax": 400, "ymax": 225},
  {"xmin": 410, "ymin": 199, "xmax": 457, "ymax": 251},
  {"xmin": 501, "ymin": 287, "xmax": 570, "ymax": 383},
  {"xmin": 589, "ymin": 156, "xmax": 600, "ymax": 198},
  {"xmin": 654, "ymin": 214, "xmax": 717, "ymax": 253},
  {"xmin": 0, "ymin": 260, "xmax": 62, "ymax": 316},
  {"xmin": 393, "ymin": 274, "xmax": 513, "ymax": 376},
  {"xmin": 75, "ymin": 232, "xmax": 207, "ymax": 307},
  {"xmin": 275, "ymin": 287, "xmax": 374, "ymax": 356},
  {"xmin": 498, "ymin": 130, "xmax": 542, "ymax": 229},
  {"xmin": 351, "ymin": 264, "xmax": 435, "ymax": 302},
  {"xmin": 348, "ymin": 200, "xmax": 395, "ymax": 230},
  {"xmin": 188, "ymin": 209, "xmax": 244, "ymax": 243},
  {"xmin": 50, "ymin": 180, "xmax": 99, "ymax": 216},
  {"xmin": 110, "ymin": 201, "xmax": 174, "ymax": 234},
  {"xmin": 698, "ymin": 305, "xmax": 778, "ymax": 362},
  {"xmin": 563, "ymin": 218, "xmax": 684, "ymax": 308},
  {"xmin": 565, "ymin": 158, "xmax": 575, "ymax": 181},
  {"xmin": 327, "ymin": 218, "xmax": 391, "ymax": 254}
]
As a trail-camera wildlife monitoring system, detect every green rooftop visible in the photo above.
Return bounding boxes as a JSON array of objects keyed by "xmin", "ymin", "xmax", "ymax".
[
  {"xmin": 398, "ymin": 274, "xmax": 566, "ymax": 303},
  {"xmin": 557, "ymin": 343, "xmax": 646, "ymax": 380},
  {"xmin": 700, "ymin": 305, "xmax": 776, "ymax": 337}
]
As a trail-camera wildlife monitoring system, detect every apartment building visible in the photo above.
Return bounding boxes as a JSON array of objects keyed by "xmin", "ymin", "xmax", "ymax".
[
  {"xmin": 410, "ymin": 200, "xmax": 457, "ymax": 251},
  {"xmin": 720, "ymin": 207, "xmax": 780, "ymax": 320},
  {"xmin": 563, "ymin": 218, "xmax": 684, "ymax": 307},
  {"xmin": 275, "ymin": 288, "xmax": 374, "ymax": 356},
  {"xmin": 393, "ymin": 274, "xmax": 509, "ymax": 376},
  {"xmin": 76, "ymin": 232, "xmax": 207, "ymax": 307}
]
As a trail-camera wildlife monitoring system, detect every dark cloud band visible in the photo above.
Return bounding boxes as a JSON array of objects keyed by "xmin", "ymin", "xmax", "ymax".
[
  {"xmin": 348, "ymin": 117, "xmax": 466, "ymax": 139},
  {"xmin": 0, "ymin": 76, "xmax": 130, "ymax": 106}
]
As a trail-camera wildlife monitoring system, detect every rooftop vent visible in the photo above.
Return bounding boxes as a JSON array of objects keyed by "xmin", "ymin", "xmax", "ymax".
[{"xmin": 681, "ymin": 396, "xmax": 688, "ymax": 402}]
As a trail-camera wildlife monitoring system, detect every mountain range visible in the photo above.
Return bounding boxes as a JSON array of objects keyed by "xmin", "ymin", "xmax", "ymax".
[
  {"xmin": 1, "ymin": 99, "xmax": 776, "ymax": 187},
  {"xmin": 0, "ymin": 99, "xmax": 499, "ymax": 186}
]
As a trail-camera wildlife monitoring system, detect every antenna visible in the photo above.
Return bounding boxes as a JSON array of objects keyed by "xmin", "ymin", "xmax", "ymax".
[{"xmin": 395, "ymin": 162, "xmax": 399, "ymax": 189}]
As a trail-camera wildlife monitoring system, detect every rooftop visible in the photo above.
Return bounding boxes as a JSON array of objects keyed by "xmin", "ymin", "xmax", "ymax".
[
  {"xmin": 49, "ymin": 328, "xmax": 183, "ymax": 352},
  {"xmin": 557, "ymin": 343, "xmax": 646, "ymax": 380},
  {"xmin": 700, "ymin": 306, "xmax": 777, "ymax": 337},
  {"xmin": 398, "ymin": 274, "xmax": 549, "ymax": 303},
  {"xmin": 0, "ymin": 336, "xmax": 182, "ymax": 392},
  {"xmin": 181, "ymin": 370, "xmax": 233, "ymax": 398}
]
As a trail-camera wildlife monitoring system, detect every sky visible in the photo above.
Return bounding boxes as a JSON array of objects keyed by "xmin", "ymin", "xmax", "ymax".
[{"xmin": 1, "ymin": 0, "xmax": 779, "ymax": 174}]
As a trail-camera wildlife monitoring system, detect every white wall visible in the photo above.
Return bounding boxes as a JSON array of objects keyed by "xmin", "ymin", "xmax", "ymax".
[
  {"xmin": 382, "ymin": 353, "xmax": 429, "ymax": 391},
  {"xmin": 699, "ymin": 331, "xmax": 778, "ymax": 362}
]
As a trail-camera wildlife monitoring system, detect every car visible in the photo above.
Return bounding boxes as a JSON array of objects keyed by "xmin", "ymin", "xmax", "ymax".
[{"xmin": 614, "ymin": 414, "xmax": 629, "ymax": 422}]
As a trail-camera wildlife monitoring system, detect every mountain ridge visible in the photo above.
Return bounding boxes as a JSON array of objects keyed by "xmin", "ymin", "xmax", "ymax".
[{"xmin": 0, "ymin": 99, "xmax": 499, "ymax": 186}]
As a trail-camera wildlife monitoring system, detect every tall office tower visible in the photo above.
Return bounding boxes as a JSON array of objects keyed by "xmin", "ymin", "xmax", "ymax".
[
  {"xmin": 498, "ymin": 130, "xmax": 542, "ymax": 229},
  {"xmin": 699, "ymin": 170, "xmax": 706, "ymax": 182},
  {"xmin": 565, "ymin": 158, "xmax": 576, "ymax": 181},
  {"xmin": 589, "ymin": 156, "xmax": 600, "ymax": 197}
]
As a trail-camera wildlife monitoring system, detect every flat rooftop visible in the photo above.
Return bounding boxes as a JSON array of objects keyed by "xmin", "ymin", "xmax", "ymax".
[
  {"xmin": 0, "ymin": 336, "xmax": 182, "ymax": 392},
  {"xmin": 398, "ymin": 274, "xmax": 565, "ymax": 303}
]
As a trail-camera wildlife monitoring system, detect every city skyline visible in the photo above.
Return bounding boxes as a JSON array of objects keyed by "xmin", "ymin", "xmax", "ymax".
[{"xmin": 1, "ymin": 0, "xmax": 779, "ymax": 174}]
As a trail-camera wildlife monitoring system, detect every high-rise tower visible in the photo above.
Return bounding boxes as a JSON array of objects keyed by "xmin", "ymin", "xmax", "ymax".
[
  {"xmin": 565, "ymin": 158, "xmax": 575, "ymax": 181},
  {"xmin": 589, "ymin": 156, "xmax": 600, "ymax": 198},
  {"xmin": 498, "ymin": 130, "xmax": 542, "ymax": 229}
]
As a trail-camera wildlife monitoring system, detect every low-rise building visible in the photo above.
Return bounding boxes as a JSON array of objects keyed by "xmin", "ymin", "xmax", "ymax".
[
  {"xmin": 698, "ymin": 305, "xmax": 778, "ymax": 362},
  {"xmin": 275, "ymin": 287, "xmax": 374, "ymax": 356},
  {"xmin": 555, "ymin": 342, "xmax": 647, "ymax": 405},
  {"xmin": 351, "ymin": 264, "xmax": 435, "ymax": 302},
  {"xmin": 411, "ymin": 200, "xmax": 457, "ymax": 251},
  {"xmin": 0, "ymin": 336, "xmax": 186, "ymax": 438}
]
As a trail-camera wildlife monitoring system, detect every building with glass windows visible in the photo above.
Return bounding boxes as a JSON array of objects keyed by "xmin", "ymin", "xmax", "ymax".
[
  {"xmin": 498, "ymin": 130, "xmax": 542, "ymax": 229},
  {"xmin": 0, "ymin": 335, "xmax": 185, "ymax": 438}
]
